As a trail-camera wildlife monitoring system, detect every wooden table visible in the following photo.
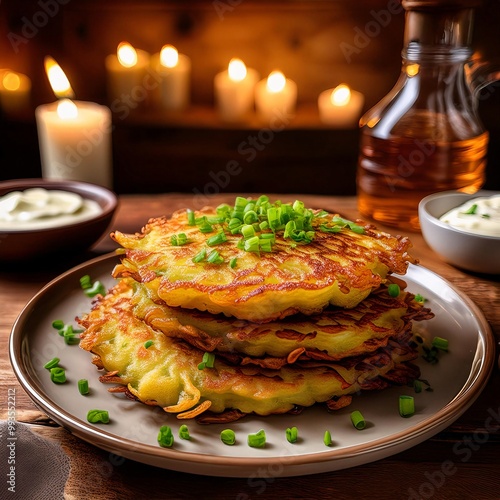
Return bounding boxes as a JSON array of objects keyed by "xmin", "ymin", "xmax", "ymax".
[{"xmin": 1, "ymin": 193, "xmax": 499, "ymax": 499}]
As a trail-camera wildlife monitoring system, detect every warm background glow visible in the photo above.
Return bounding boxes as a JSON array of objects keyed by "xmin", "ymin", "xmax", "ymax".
[
  {"xmin": 228, "ymin": 58, "xmax": 247, "ymax": 82},
  {"xmin": 266, "ymin": 70, "xmax": 286, "ymax": 93},
  {"xmin": 160, "ymin": 45, "xmax": 179, "ymax": 68},
  {"xmin": 117, "ymin": 42, "xmax": 138, "ymax": 68}
]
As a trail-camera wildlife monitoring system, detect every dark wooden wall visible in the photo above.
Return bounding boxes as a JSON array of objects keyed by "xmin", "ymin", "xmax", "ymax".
[{"xmin": 1, "ymin": 0, "xmax": 499, "ymax": 195}]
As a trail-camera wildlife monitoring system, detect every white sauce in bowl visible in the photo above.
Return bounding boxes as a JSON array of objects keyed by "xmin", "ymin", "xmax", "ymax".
[
  {"xmin": 0, "ymin": 188, "xmax": 102, "ymax": 231},
  {"xmin": 439, "ymin": 194, "xmax": 500, "ymax": 237}
]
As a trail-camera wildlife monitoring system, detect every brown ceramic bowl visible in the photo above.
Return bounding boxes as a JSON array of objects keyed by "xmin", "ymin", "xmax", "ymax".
[{"xmin": 0, "ymin": 178, "xmax": 117, "ymax": 262}]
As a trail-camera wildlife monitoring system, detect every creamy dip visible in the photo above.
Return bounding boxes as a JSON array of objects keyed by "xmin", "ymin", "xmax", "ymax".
[
  {"xmin": 0, "ymin": 188, "xmax": 102, "ymax": 231},
  {"xmin": 439, "ymin": 194, "xmax": 500, "ymax": 237}
]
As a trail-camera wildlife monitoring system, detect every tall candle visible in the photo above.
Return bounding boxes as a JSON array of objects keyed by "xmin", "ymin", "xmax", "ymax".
[
  {"xmin": 36, "ymin": 57, "xmax": 112, "ymax": 188},
  {"xmin": 105, "ymin": 42, "xmax": 150, "ymax": 105},
  {"xmin": 0, "ymin": 70, "xmax": 31, "ymax": 115},
  {"xmin": 214, "ymin": 58, "xmax": 259, "ymax": 122},
  {"xmin": 318, "ymin": 84, "xmax": 364, "ymax": 128},
  {"xmin": 151, "ymin": 45, "xmax": 191, "ymax": 111},
  {"xmin": 255, "ymin": 70, "xmax": 297, "ymax": 122}
]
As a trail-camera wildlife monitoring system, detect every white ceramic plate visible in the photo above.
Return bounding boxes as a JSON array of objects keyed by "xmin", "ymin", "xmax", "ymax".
[{"xmin": 9, "ymin": 254, "xmax": 495, "ymax": 477}]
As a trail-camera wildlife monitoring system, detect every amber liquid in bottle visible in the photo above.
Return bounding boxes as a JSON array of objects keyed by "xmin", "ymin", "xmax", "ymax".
[{"xmin": 357, "ymin": 111, "xmax": 488, "ymax": 230}]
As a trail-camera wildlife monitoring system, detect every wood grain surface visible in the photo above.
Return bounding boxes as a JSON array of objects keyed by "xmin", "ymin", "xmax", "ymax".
[{"xmin": 1, "ymin": 193, "xmax": 499, "ymax": 500}]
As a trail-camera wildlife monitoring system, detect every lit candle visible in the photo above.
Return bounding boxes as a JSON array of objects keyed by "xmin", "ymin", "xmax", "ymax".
[
  {"xmin": 105, "ymin": 42, "xmax": 151, "ymax": 106},
  {"xmin": 318, "ymin": 84, "xmax": 364, "ymax": 128},
  {"xmin": 150, "ymin": 44, "xmax": 191, "ymax": 111},
  {"xmin": 0, "ymin": 70, "xmax": 31, "ymax": 115},
  {"xmin": 254, "ymin": 70, "xmax": 297, "ymax": 122},
  {"xmin": 214, "ymin": 58, "xmax": 259, "ymax": 122},
  {"xmin": 35, "ymin": 57, "xmax": 113, "ymax": 188}
]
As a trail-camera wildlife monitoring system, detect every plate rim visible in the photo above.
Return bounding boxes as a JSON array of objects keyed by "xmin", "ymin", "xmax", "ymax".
[{"xmin": 9, "ymin": 253, "xmax": 496, "ymax": 476}]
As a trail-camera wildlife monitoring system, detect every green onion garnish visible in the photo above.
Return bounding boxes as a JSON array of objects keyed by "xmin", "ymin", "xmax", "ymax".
[
  {"xmin": 79, "ymin": 274, "xmax": 92, "ymax": 289},
  {"xmin": 387, "ymin": 284, "xmax": 400, "ymax": 297},
  {"xmin": 83, "ymin": 280, "xmax": 106, "ymax": 298},
  {"xmin": 43, "ymin": 357, "xmax": 60, "ymax": 370},
  {"xmin": 50, "ymin": 367, "xmax": 66, "ymax": 384},
  {"xmin": 463, "ymin": 204, "xmax": 478, "ymax": 215},
  {"xmin": 414, "ymin": 294, "xmax": 425, "ymax": 303},
  {"xmin": 157, "ymin": 425, "xmax": 174, "ymax": 448},
  {"xmin": 87, "ymin": 409, "xmax": 109, "ymax": 424},
  {"xmin": 206, "ymin": 231, "xmax": 227, "ymax": 246},
  {"xmin": 220, "ymin": 429, "xmax": 236, "ymax": 446},
  {"xmin": 431, "ymin": 336, "xmax": 449, "ymax": 351},
  {"xmin": 323, "ymin": 430, "xmax": 332, "ymax": 446},
  {"xmin": 52, "ymin": 319, "xmax": 64, "ymax": 330},
  {"xmin": 171, "ymin": 233, "xmax": 188, "ymax": 246},
  {"xmin": 178, "ymin": 424, "xmax": 190, "ymax": 440},
  {"xmin": 192, "ymin": 248, "xmax": 206, "ymax": 263},
  {"xmin": 229, "ymin": 257, "xmax": 237, "ymax": 269},
  {"xmin": 144, "ymin": 340, "xmax": 154, "ymax": 349},
  {"xmin": 78, "ymin": 379, "xmax": 89, "ymax": 395},
  {"xmin": 206, "ymin": 249, "xmax": 224, "ymax": 264},
  {"xmin": 248, "ymin": 429, "xmax": 266, "ymax": 448},
  {"xmin": 350, "ymin": 410, "xmax": 366, "ymax": 430},
  {"xmin": 198, "ymin": 351, "xmax": 215, "ymax": 370},
  {"xmin": 286, "ymin": 426, "xmax": 298, "ymax": 444},
  {"xmin": 413, "ymin": 379, "xmax": 422, "ymax": 393},
  {"xmin": 187, "ymin": 209, "xmax": 195, "ymax": 226},
  {"xmin": 399, "ymin": 395, "xmax": 415, "ymax": 418}
]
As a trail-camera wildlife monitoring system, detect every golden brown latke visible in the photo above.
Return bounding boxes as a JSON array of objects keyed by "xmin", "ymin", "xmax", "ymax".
[
  {"xmin": 78, "ymin": 280, "xmax": 421, "ymax": 421},
  {"xmin": 111, "ymin": 197, "xmax": 415, "ymax": 322}
]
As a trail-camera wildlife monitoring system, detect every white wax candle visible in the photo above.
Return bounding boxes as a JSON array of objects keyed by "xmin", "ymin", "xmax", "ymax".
[
  {"xmin": 255, "ymin": 70, "xmax": 297, "ymax": 122},
  {"xmin": 105, "ymin": 42, "xmax": 151, "ymax": 105},
  {"xmin": 35, "ymin": 99, "xmax": 113, "ymax": 188},
  {"xmin": 318, "ymin": 84, "xmax": 364, "ymax": 128},
  {"xmin": 150, "ymin": 45, "xmax": 191, "ymax": 111},
  {"xmin": 0, "ymin": 71, "xmax": 31, "ymax": 115},
  {"xmin": 214, "ymin": 58, "xmax": 259, "ymax": 122}
]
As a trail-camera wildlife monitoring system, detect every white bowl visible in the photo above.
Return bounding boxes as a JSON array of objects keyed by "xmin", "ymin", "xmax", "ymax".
[{"xmin": 418, "ymin": 190, "xmax": 500, "ymax": 274}]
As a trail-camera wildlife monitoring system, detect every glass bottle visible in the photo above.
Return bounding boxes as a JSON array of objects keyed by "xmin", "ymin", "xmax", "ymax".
[{"xmin": 356, "ymin": 0, "xmax": 499, "ymax": 231}]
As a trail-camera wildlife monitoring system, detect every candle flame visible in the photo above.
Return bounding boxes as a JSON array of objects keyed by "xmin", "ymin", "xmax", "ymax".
[
  {"xmin": 228, "ymin": 58, "xmax": 247, "ymax": 82},
  {"xmin": 160, "ymin": 45, "xmax": 179, "ymax": 68},
  {"xmin": 2, "ymin": 71, "xmax": 21, "ymax": 91},
  {"xmin": 57, "ymin": 98, "xmax": 78, "ymax": 119},
  {"xmin": 331, "ymin": 84, "xmax": 351, "ymax": 107},
  {"xmin": 44, "ymin": 56, "xmax": 75, "ymax": 99},
  {"xmin": 117, "ymin": 42, "xmax": 138, "ymax": 68},
  {"xmin": 267, "ymin": 71, "xmax": 286, "ymax": 93}
]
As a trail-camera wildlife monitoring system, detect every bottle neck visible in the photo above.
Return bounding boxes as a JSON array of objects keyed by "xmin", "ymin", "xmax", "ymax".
[{"xmin": 402, "ymin": 7, "xmax": 475, "ymax": 62}]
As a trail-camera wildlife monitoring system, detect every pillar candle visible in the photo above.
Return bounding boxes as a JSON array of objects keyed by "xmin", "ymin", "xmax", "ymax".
[
  {"xmin": 0, "ymin": 71, "xmax": 31, "ymax": 115},
  {"xmin": 318, "ymin": 84, "xmax": 364, "ymax": 128},
  {"xmin": 255, "ymin": 70, "xmax": 297, "ymax": 122}
]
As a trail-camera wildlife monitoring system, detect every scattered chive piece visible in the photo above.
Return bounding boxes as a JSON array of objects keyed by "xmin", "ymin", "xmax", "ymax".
[
  {"xmin": 206, "ymin": 232, "xmax": 227, "ymax": 246},
  {"xmin": 50, "ymin": 367, "xmax": 66, "ymax": 384},
  {"xmin": 187, "ymin": 209, "xmax": 196, "ymax": 226},
  {"xmin": 52, "ymin": 319, "xmax": 64, "ymax": 330},
  {"xmin": 399, "ymin": 395, "xmax": 415, "ymax": 418},
  {"xmin": 323, "ymin": 430, "xmax": 332, "ymax": 446},
  {"xmin": 192, "ymin": 248, "xmax": 206, "ymax": 263},
  {"xmin": 179, "ymin": 424, "xmax": 190, "ymax": 440},
  {"xmin": 248, "ymin": 429, "xmax": 266, "ymax": 448},
  {"xmin": 79, "ymin": 275, "xmax": 92, "ymax": 289},
  {"xmin": 413, "ymin": 379, "xmax": 423, "ymax": 393},
  {"xmin": 431, "ymin": 336, "xmax": 449, "ymax": 351},
  {"xmin": 422, "ymin": 345, "xmax": 439, "ymax": 364},
  {"xmin": 206, "ymin": 249, "xmax": 224, "ymax": 264},
  {"xmin": 83, "ymin": 280, "xmax": 106, "ymax": 298},
  {"xmin": 87, "ymin": 409, "xmax": 110, "ymax": 424},
  {"xmin": 350, "ymin": 410, "xmax": 366, "ymax": 430},
  {"xmin": 158, "ymin": 425, "xmax": 174, "ymax": 447},
  {"xmin": 286, "ymin": 426, "xmax": 298, "ymax": 443},
  {"xmin": 44, "ymin": 357, "xmax": 60, "ymax": 370},
  {"xmin": 220, "ymin": 429, "xmax": 236, "ymax": 446},
  {"xmin": 198, "ymin": 351, "xmax": 216, "ymax": 370},
  {"xmin": 144, "ymin": 340, "xmax": 154, "ymax": 349},
  {"xmin": 387, "ymin": 283, "xmax": 400, "ymax": 297},
  {"xmin": 171, "ymin": 233, "xmax": 188, "ymax": 246},
  {"xmin": 463, "ymin": 203, "xmax": 478, "ymax": 215},
  {"xmin": 414, "ymin": 293, "xmax": 425, "ymax": 303},
  {"xmin": 78, "ymin": 379, "xmax": 89, "ymax": 395},
  {"xmin": 229, "ymin": 257, "xmax": 237, "ymax": 269}
]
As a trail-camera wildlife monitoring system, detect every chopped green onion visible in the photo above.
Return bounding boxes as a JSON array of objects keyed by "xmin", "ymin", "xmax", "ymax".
[
  {"xmin": 78, "ymin": 379, "xmax": 89, "ymax": 395},
  {"xmin": 198, "ymin": 351, "xmax": 216, "ymax": 370},
  {"xmin": 350, "ymin": 410, "xmax": 366, "ymax": 430},
  {"xmin": 87, "ymin": 409, "xmax": 110, "ymax": 424},
  {"xmin": 206, "ymin": 231, "xmax": 227, "ymax": 246},
  {"xmin": 206, "ymin": 249, "xmax": 224, "ymax": 264},
  {"xmin": 192, "ymin": 248, "xmax": 207, "ymax": 263},
  {"xmin": 79, "ymin": 275, "xmax": 92, "ymax": 289},
  {"xmin": 44, "ymin": 357, "xmax": 60, "ymax": 370},
  {"xmin": 463, "ymin": 203, "xmax": 478, "ymax": 215},
  {"xmin": 83, "ymin": 280, "xmax": 106, "ymax": 298},
  {"xmin": 157, "ymin": 425, "xmax": 174, "ymax": 447},
  {"xmin": 323, "ymin": 430, "xmax": 332, "ymax": 446},
  {"xmin": 50, "ymin": 367, "xmax": 66, "ymax": 384},
  {"xmin": 171, "ymin": 233, "xmax": 188, "ymax": 246},
  {"xmin": 399, "ymin": 395, "xmax": 415, "ymax": 417},
  {"xmin": 248, "ymin": 429, "xmax": 266, "ymax": 448},
  {"xmin": 52, "ymin": 319, "xmax": 64, "ymax": 330},
  {"xmin": 422, "ymin": 345, "xmax": 439, "ymax": 364},
  {"xmin": 144, "ymin": 340, "xmax": 154, "ymax": 349},
  {"xmin": 387, "ymin": 283, "xmax": 400, "ymax": 297},
  {"xmin": 179, "ymin": 424, "xmax": 190, "ymax": 440},
  {"xmin": 413, "ymin": 379, "xmax": 422, "ymax": 393},
  {"xmin": 286, "ymin": 426, "xmax": 298, "ymax": 443},
  {"xmin": 198, "ymin": 221, "xmax": 214, "ymax": 234},
  {"xmin": 229, "ymin": 257, "xmax": 237, "ymax": 269},
  {"xmin": 187, "ymin": 209, "xmax": 195, "ymax": 226},
  {"xmin": 220, "ymin": 429, "xmax": 236, "ymax": 446},
  {"xmin": 432, "ymin": 336, "xmax": 449, "ymax": 351},
  {"xmin": 241, "ymin": 224, "xmax": 256, "ymax": 239},
  {"xmin": 244, "ymin": 236, "xmax": 260, "ymax": 253},
  {"xmin": 243, "ymin": 210, "xmax": 258, "ymax": 224},
  {"xmin": 414, "ymin": 294, "xmax": 425, "ymax": 303}
]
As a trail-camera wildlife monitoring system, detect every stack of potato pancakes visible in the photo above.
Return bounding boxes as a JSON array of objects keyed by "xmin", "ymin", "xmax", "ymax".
[{"xmin": 79, "ymin": 196, "xmax": 433, "ymax": 423}]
